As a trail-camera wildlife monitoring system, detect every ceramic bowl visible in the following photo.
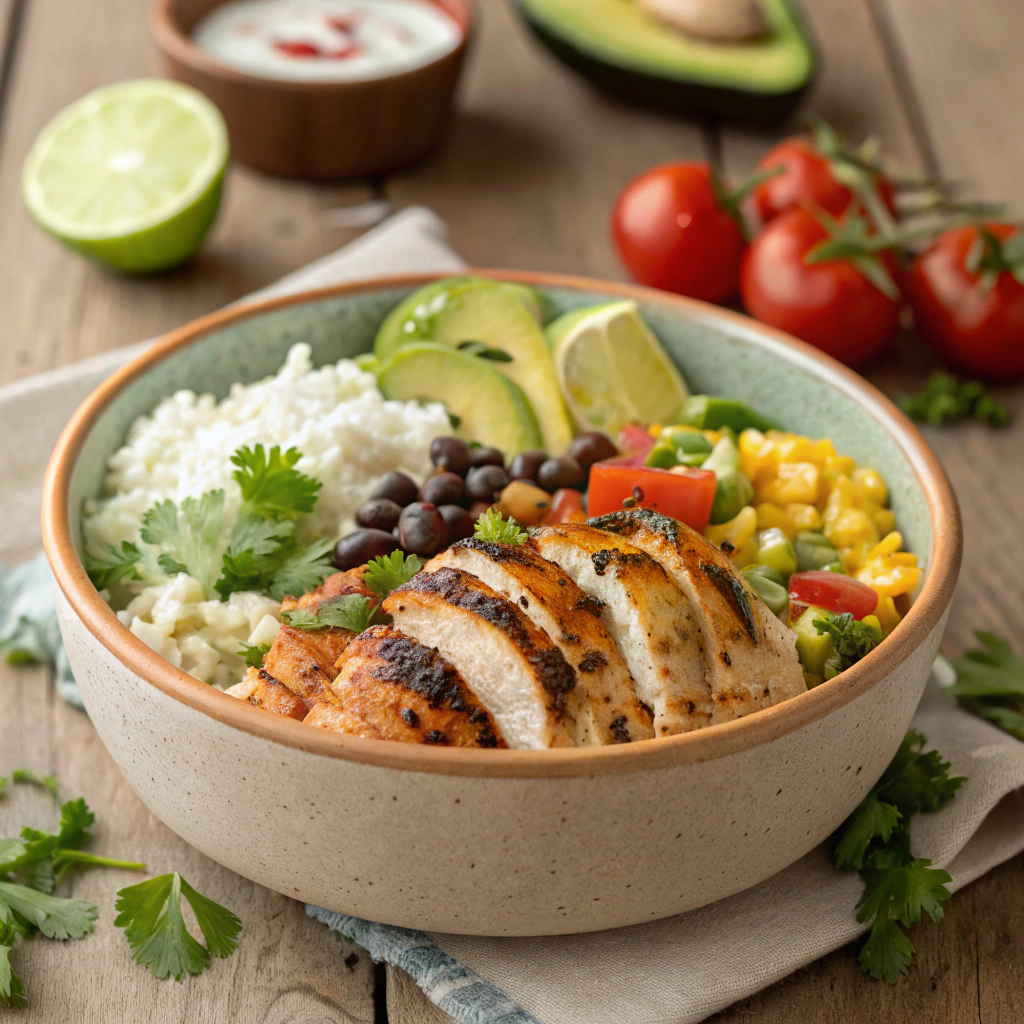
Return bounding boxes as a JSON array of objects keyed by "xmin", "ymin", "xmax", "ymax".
[
  {"xmin": 42, "ymin": 272, "xmax": 960, "ymax": 936},
  {"xmin": 151, "ymin": 0, "xmax": 472, "ymax": 178}
]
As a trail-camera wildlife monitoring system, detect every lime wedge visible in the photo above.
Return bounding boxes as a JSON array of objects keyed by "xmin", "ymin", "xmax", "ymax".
[
  {"xmin": 549, "ymin": 300, "xmax": 689, "ymax": 435},
  {"xmin": 22, "ymin": 80, "xmax": 229, "ymax": 273}
]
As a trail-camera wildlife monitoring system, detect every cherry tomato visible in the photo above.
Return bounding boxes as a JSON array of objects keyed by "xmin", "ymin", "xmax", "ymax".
[
  {"xmin": 751, "ymin": 136, "xmax": 897, "ymax": 225},
  {"xmin": 587, "ymin": 459, "xmax": 717, "ymax": 531},
  {"xmin": 545, "ymin": 488, "xmax": 586, "ymax": 525},
  {"xmin": 616, "ymin": 424, "xmax": 655, "ymax": 458},
  {"xmin": 612, "ymin": 162, "xmax": 747, "ymax": 303},
  {"xmin": 906, "ymin": 223, "xmax": 1024, "ymax": 378},
  {"xmin": 788, "ymin": 570, "xmax": 879, "ymax": 620},
  {"xmin": 740, "ymin": 208, "xmax": 901, "ymax": 367}
]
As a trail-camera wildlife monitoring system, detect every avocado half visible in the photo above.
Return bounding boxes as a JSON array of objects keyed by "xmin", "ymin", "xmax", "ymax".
[{"xmin": 513, "ymin": 0, "xmax": 816, "ymax": 126}]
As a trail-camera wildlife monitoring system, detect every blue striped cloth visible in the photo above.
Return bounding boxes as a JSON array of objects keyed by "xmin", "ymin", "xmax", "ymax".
[{"xmin": 306, "ymin": 906, "xmax": 539, "ymax": 1024}]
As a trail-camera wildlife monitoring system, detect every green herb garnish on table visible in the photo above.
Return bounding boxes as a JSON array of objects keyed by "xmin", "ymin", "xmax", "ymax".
[
  {"xmin": 832, "ymin": 730, "xmax": 965, "ymax": 982},
  {"xmin": 900, "ymin": 372, "xmax": 1010, "ymax": 427},
  {"xmin": 949, "ymin": 632, "xmax": 1024, "ymax": 740}
]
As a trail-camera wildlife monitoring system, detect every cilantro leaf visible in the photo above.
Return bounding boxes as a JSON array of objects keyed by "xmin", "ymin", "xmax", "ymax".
[
  {"xmin": 833, "ymin": 792, "xmax": 902, "ymax": 872},
  {"xmin": 11, "ymin": 769, "xmax": 57, "ymax": 800},
  {"xmin": 0, "ymin": 918, "xmax": 25, "ymax": 1006},
  {"xmin": 0, "ymin": 778, "xmax": 6, "ymax": 800},
  {"xmin": 875, "ymin": 730, "xmax": 965, "ymax": 815},
  {"xmin": 141, "ymin": 493, "xmax": 227, "ymax": 598},
  {"xmin": 268, "ymin": 539, "xmax": 335, "ymax": 601},
  {"xmin": 215, "ymin": 508, "xmax": 295, "ymax": 600},
  {"xmin": 814, "ymin": 612, "xmax": 882, "ymax": 677},
  {"xmin": 237, "ymin": 641, "xmax": 271, "ymax": 669},
  {"xmin": 0, "ymin": 881, "xmax": 97, "ymax": 940},
  {"xmin": 900, "ymin": 372, "xmax": 1010, "ymax": 428},
  {"xmin": 856, "ymin": 859, "xmax": 951, "ymax": 927},
  {"xmin": 231, "ymin": 445, "xmax": 321, "ymax": 520},
  {"xmin": 474, "ymin": 509, "xmax": 527, "ymax": 545},
  {"xmin": 857, "ymin": 915, "xmax": 915, "ymax": 984},
  {"xmin": 281, "ymin": 595, "xmax": 377, "ymax": 633},
  {"xmin": 84, "ymin": 541, "xmax": 143, "ymax": 590},
  {"xmin": 362, "ymin": 551, "xmax": 423, "ymax": 599},
  {"xmin": 114, "ymin": 872, "xmax": 241, "ymax": 981}
]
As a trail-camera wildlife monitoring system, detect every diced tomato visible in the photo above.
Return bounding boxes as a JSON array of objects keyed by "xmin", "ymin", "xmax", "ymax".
[
  {"xmin": 545, "ymin": 488, "xmax": 586, "ymax": 525},
  {"xmin": 788, "ymin": 570, "xmax": 878, "ymax": 619},
  {"xmin": 616, "ymin": 424, "xmax": 655, "ymax": 458},
  {"xmin": 587, "ymin": 459, "xmax": 716, "ymax": 531}
]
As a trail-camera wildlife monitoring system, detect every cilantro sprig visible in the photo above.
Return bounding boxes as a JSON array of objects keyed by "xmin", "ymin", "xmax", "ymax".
[
  {"xmin": 86, "ymin": 445, "xmax": 335, "ymax": 604},
  {"xmin": 114, "ymin": 872, "xmax": 241, "ymax": 982},
  {"xmin": 832, "ymin": 730, "xmax": 965, "ymax": 982},
  {"xmin": 948, "ymin": 632, "xmax": 1024, "ymax": 740},
  {"xmin": 281, "ymin": 595, "xmax": 380, "ymax": 633},
  {"xmin": 474, "ymin": 509, "xmax": 527, "ymax": 545},
  {"xmin": 362, "ymin": 550, "xmax": 423, "ymax": 599},
  {"xmin": 237, "ymin": 641, "xmax": 271, "ymax": 669},
  {"xmin": 814, "ymin": 611, "xmax": 883, "ymax": 680},
  {"xmin": 900, "ymin": 372, "xmax": 1010, "ymax": 428}
]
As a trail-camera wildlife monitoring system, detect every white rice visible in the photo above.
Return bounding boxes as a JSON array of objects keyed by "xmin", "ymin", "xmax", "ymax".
[{"xmin": 84, "ymin": 343, "xmax": 450, "ymax": 688}]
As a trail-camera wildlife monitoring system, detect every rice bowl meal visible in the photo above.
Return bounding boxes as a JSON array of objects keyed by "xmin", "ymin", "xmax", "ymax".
[{"xmin": 81, "ymin": 276, "xmax": 925, "ymax": 749}]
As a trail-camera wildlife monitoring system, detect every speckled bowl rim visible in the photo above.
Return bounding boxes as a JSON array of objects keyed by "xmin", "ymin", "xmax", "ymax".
[
  {"xmin": 42, "ymin": 270, "xmax": 962, "ymax": 779},
  {"xmin": 150, "ymin": 0, "xmax": 474, "ymax": 93}
]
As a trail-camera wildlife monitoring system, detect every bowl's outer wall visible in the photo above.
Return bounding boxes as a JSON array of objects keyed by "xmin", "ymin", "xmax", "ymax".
[
  {"xmin": 59, "ymin": 586, "xmax": 946, "ymax": 935},
  {"xmin": 61, "ymin": 281, "xmax": 943, "ymax": 935}
]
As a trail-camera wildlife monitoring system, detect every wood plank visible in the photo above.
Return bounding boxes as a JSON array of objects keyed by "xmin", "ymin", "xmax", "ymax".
[
  {"xmin": 387, "ymin": 966, "xmax": 453, "ymax": 1024},
  {"xmin": 384, "ymin": 0, "xmax": 714, "ymax": 278},
  {"xmin": 0, "ymin": 0, "xmax": 374, "ymax": 387}
]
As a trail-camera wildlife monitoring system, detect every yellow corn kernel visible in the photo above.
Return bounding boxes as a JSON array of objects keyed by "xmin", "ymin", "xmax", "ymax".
[
  {"xmin": 755, "ymin": 502, "xmax": 797, "ymax": 538},
  {"xmin": 867, "ymin": 532, "xmax": 904, "ymax": 560},
  {"xmin": 704, "ymin": 504, "xmax": 758, "ymax": 550},
  {"xmin": 759, "ymin": 461, "xmax": 820, "ymax": 506},
  {"xmin": 840, "ymin": 543, "xmax": 871, "ymax": 574},
  {"xmin": 823, "ymin": 454, "xmax": 858, "ymax": 481},
  {"xmin": 730, "ymin": 537, "xmax": 759, "ymax": 569},
  {"xmin": 822, "ymin": 475, "xmax": 859, "ymax": 527},
  {"xmin": 858, "ymin": 563, "xmax": 922, "ymax": 598},
  {"xmin": 775, "ymin": 436, "xmax": 816, "ymax": 464},
  {"xmin": 853, "ymin": 467, "xmax": 888, "ymax": 506},
  {"xmin": 786, "ymin": 503, "xmax": 823, "ymax": 532},
  {"xmin": 739, "ymin": 429, "xmax": 775, "ymax": 483},
  {"xmin": 873, "ymin": 595, "xmax": 902, "ymax": 635},
  {"xmin": 871, "ymin": 508, "xmax": 896, "ymax": 537},
  {"xmin": 827, "ymin": 508, "xmax": 880, "ymax": 549}
]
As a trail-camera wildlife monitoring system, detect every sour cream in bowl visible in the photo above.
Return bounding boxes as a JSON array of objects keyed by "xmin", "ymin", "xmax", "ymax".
[{"xmin": 191, "ymin": 0, "xmax": 463, "ymax": 82}]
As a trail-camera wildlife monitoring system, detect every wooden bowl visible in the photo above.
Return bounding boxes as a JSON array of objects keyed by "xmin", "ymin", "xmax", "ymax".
[
  {"xmin": 151, "ymin": 0, "xmax": 473, "ymax": 178},
  {"xmin": 42, "ymin": 272, "xmax": 961, "ymax": 936}
]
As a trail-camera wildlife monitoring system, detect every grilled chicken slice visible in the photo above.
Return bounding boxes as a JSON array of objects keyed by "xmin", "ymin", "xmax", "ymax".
[
  {"xmin": 302, "ymin": 626, "xmax": 506, "ymax": 747},
  {"xmin": 531, "ymin": 524, "xmax": 713, "ymax": 735},
  {"xmin": 589, "ymin": 509, "xmax": 805, "ymax": 722},
  {"xmin": 429, "ymin": 540, "xmax": 653, "ymax": 744},
  {"xmin": 226, "ymin": 667, "xmax": 311, "ymax": 720},
  {"xmin": 383, "ymin": 568, "xmax": 578, "ymax": 749}
]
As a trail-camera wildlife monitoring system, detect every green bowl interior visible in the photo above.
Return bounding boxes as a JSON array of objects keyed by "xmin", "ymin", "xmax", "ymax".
[{"xmin": 69, "ymin": 284, "xmax": 931, "ymax": 573}]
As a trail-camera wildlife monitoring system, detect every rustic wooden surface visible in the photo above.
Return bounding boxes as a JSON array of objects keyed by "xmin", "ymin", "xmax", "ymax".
[{"xmin": 0, "ymin": 0, "xmax": 1022, "ymax": 1021}]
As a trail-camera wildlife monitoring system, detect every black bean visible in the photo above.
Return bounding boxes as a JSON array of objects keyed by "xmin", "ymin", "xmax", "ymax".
[
  {"xmin": 355, "ymin": 497, "xmax": 402, "ymax": 533},
  {"xmin": 468, "ymin": 445, "xmax": 505, "ymax": 469},
  {"xmin": 369, "ymin": 471, "xmax": 419, "ymax": 508},
  {"xmin": 438, "ymin": 504, "xmax": 476, "ymax": 543},
  {"xmin": 332, "ymin": 530, "xmax": 402, "ymax": 571},
  {"xmin": 537, "ymin": 456, "xmax": 586, "ymax": 492},
  {"xmin": 398, "ymin": 502, "xmax": 450, "ymax": 558},
  {"xmin": 567, "ymin": 431, "xmax": 618, "ymax": 468},
  {"xmin": 508, "ymin": 450, "xmax": 548, "ymax": 483},
  {"xmin": 419, "ymin": 471, "xmax": 466, "ymax": 507},
  {"xmin": 430, "ymin": 436, "xmax": 471, "ymax": 477},
  {"xmin": 465, "ymin": 464, "xmax": 511, "ymax": 502}
]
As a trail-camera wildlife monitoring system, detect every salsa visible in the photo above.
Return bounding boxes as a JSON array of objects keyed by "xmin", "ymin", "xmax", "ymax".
[{"xmin": 191, "ymin": 0, "xmax": 462, "ymax": 82}]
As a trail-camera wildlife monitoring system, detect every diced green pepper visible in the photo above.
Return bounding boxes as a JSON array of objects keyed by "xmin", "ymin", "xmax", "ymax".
[
  {"xmin": 793, "ymin": 605, "xmax": 835, "ymax": 675},
  {"xmin": 677, "ymin": 395, "xmax": 779, "ymax": 434},
  {"xmin": 742, "ymin": 565, "xmax": 789, "ymax": 616},
  {"xmin": 756, "ymin": 527, "xmax": 798, "ymax": 578},
  {"xmin": 645, "ymin": 444, "xmax": 678, "ymax": 469},
  {"xmin": 704, "ymin": 435, "xmax": 754, "ymax": 524},
  {"xmin": 744, "ymin": 564, "xmax": 786, "ymax": 587},
  {"xmin": 795, "ymin": 531, "xmax": 842, "ymax": 572}
]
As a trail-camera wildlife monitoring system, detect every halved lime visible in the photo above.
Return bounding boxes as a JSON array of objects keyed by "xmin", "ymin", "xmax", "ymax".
[
  {"xmin": 22, "ymin": 80, "xmax": 229, "ymax": 273},
  {"xmin": 549, "ymin": 300, "xmax": 689, "ymax": 435}
]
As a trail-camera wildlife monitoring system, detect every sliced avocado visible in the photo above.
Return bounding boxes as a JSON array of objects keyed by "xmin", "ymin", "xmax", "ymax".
[
  {"xmin": 792, "ymin": 605, "xmax": 833, "ymax": 676},
  {"xmin": 375, "ymin": 278, "xmax": 574, "ymax": 454},
  {"xmin": 377, "ymin": 343, "xmax": 543, "ymax": 457},
  {"xmin": 514, "ymin": 0, "xmax": 815, "ymax": 125}
]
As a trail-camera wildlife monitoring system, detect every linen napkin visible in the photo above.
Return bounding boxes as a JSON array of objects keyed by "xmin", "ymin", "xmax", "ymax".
[{"xmin": 3, "ymin": 206, "xmax": 1024, "ymax": 1024}]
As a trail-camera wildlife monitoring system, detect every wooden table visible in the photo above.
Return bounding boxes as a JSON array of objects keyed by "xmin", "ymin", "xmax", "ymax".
[{"xmin": 2, "ymin": 0, "xmax": 1022, "ymax": 1020}]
